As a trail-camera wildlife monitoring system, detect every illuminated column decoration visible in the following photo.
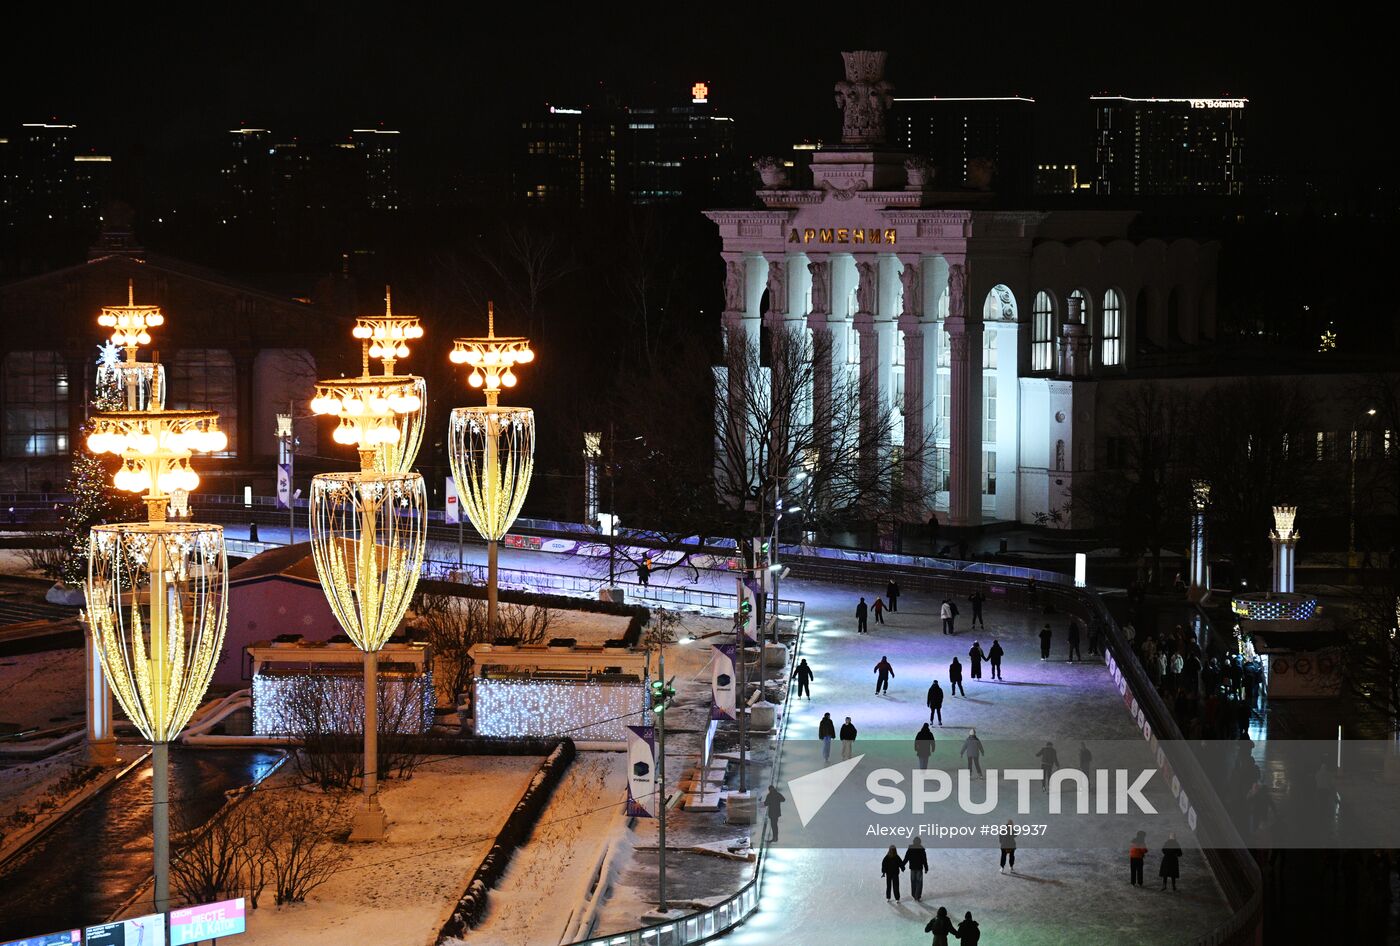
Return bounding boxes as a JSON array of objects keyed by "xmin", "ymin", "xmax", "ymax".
[
  {"xmin": 309, "ymin": 286, "xmax": 427, "ymax": 474},
  {"xmin": 584, "ymin": 432, "xmax": 602, "ymax": 525},
  {"xmin": 85, "ymin": 523, "xmax": 227, "ymax": 912},
  {"xmin": 309, "ymin": 472, "xmax": 427, "ymax": 841},
  {"xmin": 1189, "ymin": 479, "xmax": 1211, "ymax": 599},
  {"xmin": 448, "ymin": 301, "xmax": 536, "ymax": 631},
  {"xmin": 1270, "ymin": 505, "xmax": 1299, "ymax": 594}
]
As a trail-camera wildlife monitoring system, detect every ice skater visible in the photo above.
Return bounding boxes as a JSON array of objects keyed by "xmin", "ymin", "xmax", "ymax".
[
  {"xmin": 1160, "ymin": 832, "xmax": 1183, "ymax": 890},
  {"xmin": 874, "ymin": 655, "xmax": 895, "ymax": 694},
  {"xmin": 961, "ymin": 728, "xmax": 985, "ymax": 777},
  {"xmin": 872, "ymin": 596, "xmax": 886, "ymax": 624},
  {"xmin": 818, "ymin": 712, "xmax": 835, "ymax": 762},
  {"xmin": 949, "ymin": 656, "xmax": 965, "ymax": 697},
  {"xmin": 1039, "ymin": 623, "xmax": 1053, "ymax": 660},
  {"xmin": 1067, "ymin": 618, "xmax": 1082, "ymax": 662},
  {"xmin": 839, "ymin": 717, "xmax": 858, "ymax": 760},
  {"xmin": 925, "ymin": 907, "xmax": 955, "ymax": 946},
  {"xmin": 999, "ymin": 820, "xmax": 1017, "ymax": 873},
  {"xmin": 927, "ymin": 679, "xmax": 944, "ymax": 724},
  {"xmin": 957, "ymin": 911, "xmax": 981, "ymax": 946},
  {"xmin": 940, "ymin": 598, "xmax": 958, "ymax": 635},
  {"xmin": 855, "ymin": 597, "xmax": 868, "ymax": 634},
  {"xmin": 915, "ymin": 723, "xmax": 936, "ymax": 769},
  {"xmin": 903, "ymin": 837, "xmax": 928, "ymax": 901},
  {"xmin": 1129, "ymin": 830, "xmax": 1148, "ymax": 886},
  {"xmin": 881, "ymin": 845, "xmax": 905, "ymax": 902},
  {"xmin": 988, "ymin": 639, "xmax": 1004, "ymax": 680},
  {"xmin": 886, "ymin": 578, "xmax": 900, "ymax": 612},
  {"xmin": 1036, "ymin": 740, "xmax": 1059, "ymax": 791},
  {"xmin": 794, "ymin": 658, "xmax": 814, "ymax": 699},
  {"xmin": 969, "ymin": 588, "xmax": 986, "ymax": 629},
  {"xmin": 968, "ymin": 641, "xmax": 986, "ymax": 679}
]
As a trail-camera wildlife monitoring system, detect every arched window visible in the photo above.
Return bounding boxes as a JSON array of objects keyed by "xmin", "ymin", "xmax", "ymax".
[
  {"xmin": 168, "ymin": 349, "xmax": 237, "ymax": 455},
  {"xmin": 1031, "ymin": 291, "xmax": 1054, "ymax": 371},
  {"xmin": 2, "ymin": 351, "xmax": 69, "ymax": 457},
  {"xmin": 1101, "ymin": 289, "xmax": 1123, "ymax": 366}
]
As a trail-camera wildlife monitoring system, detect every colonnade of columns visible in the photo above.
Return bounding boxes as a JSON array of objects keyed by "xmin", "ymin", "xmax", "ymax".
[{"xmin": 719, "ymin": 249, "xmax": 990, "ymax": 526}]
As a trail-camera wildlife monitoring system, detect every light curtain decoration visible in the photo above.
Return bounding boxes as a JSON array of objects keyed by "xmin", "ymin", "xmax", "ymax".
[
  {"xmin": 309, "ymin": 473, "xmax": 427, "ymax": 653},
  {"xmin": 86, "ymin": 523, "xmax": 228, "ymax": 742},
  {"xmin": 81, "ymin": 280, "xmax": 228, "ymax": 914},
  {"xmin": 448, "ymin": 302, "xmax": 536, "ymax": 631},
  {"xmin": 309, "ymin": 286, "xmax": 426, "ymax": 473}
]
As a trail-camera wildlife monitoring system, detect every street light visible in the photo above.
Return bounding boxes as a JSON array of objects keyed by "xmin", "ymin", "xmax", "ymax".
[
  {"xmin": 308, "ymin": 291, "xmax": 428, "ymax": 841},
  {"xmin": 83, "ymin": 283, "xmax": 229, "ymax": 913},
  {"xmin": 448, "ymin": 301, "xmax": 536, "ymax": 631}
]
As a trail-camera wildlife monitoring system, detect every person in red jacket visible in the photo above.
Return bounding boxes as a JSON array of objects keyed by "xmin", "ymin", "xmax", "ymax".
[{"xmin": 1129, "ymin": 830, "xmax": 1148, "ymax": 886}]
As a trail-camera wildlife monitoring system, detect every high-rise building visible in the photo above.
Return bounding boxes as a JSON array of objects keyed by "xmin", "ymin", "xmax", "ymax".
[
  {"xmin": 224, "ymin": 127, "xmax": 273, "ymax": 223},
  {"xmin": 0, "ymin": 122, "xmax": 106, "ymax": 229},
  {"xmin": 623, "ymin": 87, "xmax": 742, "ymax": 206},
  {"xmin": 890, "ymin": 97, "xmax": 1035, "ymax": 195},
  {"xmin": 1092, "ymin": 96, "xmax": 1246, "ymax": 197},
  {"xmin": 515, "ymin": 83, "xmax": 742, "ymax": 207},
  {"xmin": 1035, "ymin": 163, "xmax": 1084, "ymax": 196},
  {"xmin": 349, "ymin": 128, "xmax": 400, "ymax": 211},
  {"xmin": 516, "ymin": 104, "xmax": 620, "ymax": 207}
]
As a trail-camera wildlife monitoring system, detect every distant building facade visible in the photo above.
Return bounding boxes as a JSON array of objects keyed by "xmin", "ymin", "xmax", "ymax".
[
  {"xmin": 891, "ymin": 97, "xmax": 1035, "ymax": 196},
  {"xmin": 1093, "ymin": 96, "xmax": 1246, "ymax": 197},
  {"xmin": 0, "ymin": 122, "xmax": 110, "ymax": 232}
]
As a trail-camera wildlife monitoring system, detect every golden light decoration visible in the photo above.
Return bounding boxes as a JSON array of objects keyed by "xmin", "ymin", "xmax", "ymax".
[
  {"xmin": 310, "ymin": 286, "xmax": 426, "ymax": 473},
  {"xmin": 86, "ymin": 523, "xmax": 228, "ymax": 743},
  {"xmin": 308, "ymin": 470, "xmax": 427, "ymax": 840},
  {"xmin": 87, "ymin": 409, "xmax": 226, "ymax": 501},
  {"xmin": 1271, "ymin": 505, "xmax": 1298, "ymax": 541},
  {"xmin": 97, "ymin": 279, "xmax": 165, "ymax": 355},
  {"xmin": 448, "ymin": 302, "xmax": 534, "ymax": 407},
  {"xmin": 448, "ymin": 301, "xmax": 536, "ymax": 631},
  {"xmin": 309, "ymin": 473, "xmax": 428, "ymax": 653}
]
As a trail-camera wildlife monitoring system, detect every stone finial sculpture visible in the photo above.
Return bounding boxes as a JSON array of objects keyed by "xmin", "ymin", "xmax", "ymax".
[{"xmin": 834, "ymin": 51, "xmax": 894, "ymax": 147}]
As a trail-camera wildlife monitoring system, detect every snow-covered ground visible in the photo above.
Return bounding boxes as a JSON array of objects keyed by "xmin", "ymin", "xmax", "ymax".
[
  {"xmin": 236, "ymin": 754, "xmax": 542, "ymax": 946},
  {"xmin": 0, "ymin": 647, "xmax": 85, "ymax": 734},
  {"xmin": 459, "ymin": 752, "xmax": 628, "ymax": 946}
]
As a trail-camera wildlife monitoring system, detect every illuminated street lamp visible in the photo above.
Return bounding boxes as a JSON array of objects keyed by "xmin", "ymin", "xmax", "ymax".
[
  {"xmin": 1270, "ymin": 505, "xmax": 1299, "ymax": 593},
  {"xmin": 309, "ymin": 287, "xmax": 427, "ymax": 474},
  {"xmin": 82, "ymin": 284, "xmax": 229, "ymax": 913},
  {"xmin": 308, "ymin": 289, "xmax": 428, "ymax": 841},
  {"xmin": 448, "ymin": 302, "xmax": 536, "ymax": 631}
]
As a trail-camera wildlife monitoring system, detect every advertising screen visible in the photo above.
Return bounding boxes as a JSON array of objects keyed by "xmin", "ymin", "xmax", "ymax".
[
  {"xmin": 168, "ymin": 899, "xmax": 246, "ymax": 946},
  {"xmin": 0, "ymin": 931, "xmax": 81, "ymax": 946},
  {"xmin": 84, "ymin": 913, "xmax": 165, "ymax": 946}
]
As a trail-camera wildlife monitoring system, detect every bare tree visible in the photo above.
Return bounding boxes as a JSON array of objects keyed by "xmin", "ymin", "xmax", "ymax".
[
  {"xmin": 250, "ymin": 791, "xmax": 349, "ymax": 906},
  {"xmin": 611, "ymin": 209, "xmax": 689, "ymax": 370},
  {"xmin": 415, "ymin": 592, "xmax": 551, "ymax": 707},
  {"xmin": 480, "ymin": 218, "xmax": 579, "ymax": 341}
]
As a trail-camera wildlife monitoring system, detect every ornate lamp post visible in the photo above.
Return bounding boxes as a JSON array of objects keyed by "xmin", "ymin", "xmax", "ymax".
[
  {"xmin": 448, "ymin": 302, "xmax": 536, "ymax": 631},
  {"xmin": 308, "ymin": 288, "xmax": 428, "ymax": 841},
  {"xmin": 1270, "ymin": 506, "xmax": 1299, "ymax": 593},
  {"xmin": 82, "ymin": 284, "xmax": 230, "ymax": 912}
]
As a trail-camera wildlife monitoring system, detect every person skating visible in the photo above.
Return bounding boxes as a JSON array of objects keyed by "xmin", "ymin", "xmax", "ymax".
[
  {"xmin": 818, "ymin": 712, "xmax": 836, "ymax": 763},
  {"xmin": 872, "ymin": 596, "xmax": 887, "ymax": 624},
  {"xmin": 764, "ymin": 783, "xmax": 785, "ymax": 842},
  {"xmin": 839, "ymin": 717, "xmax": 858, "ymax": 760},
  {"xmin": 855, "ymin": 597, "xmax": 869, "ymax": 634},
  {"xmin": 881, "ymin": 844, "xmax": 905, "ymax": 902},
  {"xmin": 927, "ymin": 679, "xmax": 945, "ymax": 724},
  {"xmin": 956, "ymin": 911, "xmax": 981, "ymax": 946},
  {"xmin": 1160, "ymin": 832, "xmax": 1183, "ymax": 890},
  {"xmin": 794, "ymin": 658, "xmax": 814, "ymax": 700},
  {"xmin": 1039, "ymin": 623, "xmax": 1053, "ymax": 660},
  {"xmin": 940, "ymin": 597, "xmax": 959, "ymax": 635},
  {"xmin": 915, "ymin": 723, "xmax": 936, "ymax": 769},
  {"xmin": 961, "ymin": 728, "xmax": 985, "ymax": 777},
  {"xmin": 1067, "ymin": 618, "xmax": 1082, "ymax": 662},
  {"xmin": 925, "ymin": 906, "xmax": 956, "ymax": 946},
  {"xmin": 1088, "ymin": 618, "xmax": 1101, "ymax": 656},
  {"xmin": 903, "ymin": 837, "xmax": 929, "ymax": 901},
  {"xmin": 969, "ymin": 589, "xmax": 986, "ymax": 629},
  {"xmin": 1036, "ymin": 740, "xmax": 1059, "ymax": 792},
  {"xmin": 637, "ymin": 558, "xmax": 651, "ymax": 587},
  {"xmin": 999, "ymin": 820, "xmax": 1017, "ymax": 873},
  {"xmin": 968, "ymin": 641, "xmax": 986, "ymax": 679},
  {"xmin": 949, "ymin": 657, "xmax": 965, "ymax": 697},
  {"xmin": 987, "ymin": 640, "xmax": 1004, "ymax": 680},
  {"xmin": 886, "ymin": 579, "xmax": 900, "ymax": 612},
  {"xmin": 1129, "ymin": 830, "xmax": 1148, "ymax": 886},
  {"xmin": 874, "ymin": 656, "xmax": 895, "ymax": 695}
]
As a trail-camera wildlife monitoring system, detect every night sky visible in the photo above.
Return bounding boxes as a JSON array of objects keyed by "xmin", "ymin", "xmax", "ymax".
[{"xmin": 2, "ymin": 4, "xmax": 1387, "ymax": 183}]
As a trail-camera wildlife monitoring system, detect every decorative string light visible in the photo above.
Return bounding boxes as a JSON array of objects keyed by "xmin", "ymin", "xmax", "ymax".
[{"xmin": 473, "ymin": 678, "xmax": 643, "ymax": 741}]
